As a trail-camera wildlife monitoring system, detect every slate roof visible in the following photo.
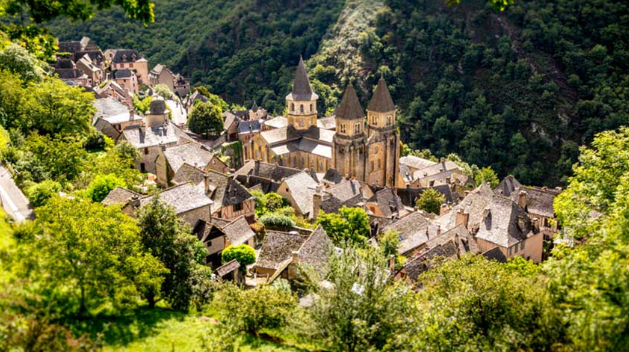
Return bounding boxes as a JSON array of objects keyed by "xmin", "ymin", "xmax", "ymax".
[
  {"xmin": 215, "ymin": 259, "xmax": 240, "ymax": 277},
  {"xmin": 335, "ymin": 83, "xmax": 365, "ymax": 120},
  {"xmin": 223, "ymin": 111, "xmax": 240, "ymax": 130},
  {"xmin": 150, "ymin": 64, "xmax": 165, "ymax": 76},
  {"xmin": 112, "ymin": 49, "xmax": 142, "ymax": 63},
  {"xmin": 263, "ymin": 116, "xmax": 288, "ymax": 129},
  {"xmin": 494, "ymin": 175, "xmax": 521, "ymax": 197},
  {"xmin": 140, "ymin": 183, "xmax": 213, "ymax": 214},
  {"xmin": 474, "ymin": 196, "xmax": 534, "ymax": 248},
  {"xmin": 283, "ymin": 172, "xmax": 319, "ymax": 215},
  {"xmin": 122, "ymin": 123, "xmax": 181, "ymax": 148},
  {"xmin": 322, "ymin": 168, "xmax": 344, "ymax": 184},
  {"xmin": 201, "ymin": 170, "xmax": 253, "ymax": 213},
  {"xmin": 482, "ymin": 247, "xmax": 507, "ymax": 263},
  {"xmin": 234, "ymin": 160, "xmax": 303, "ymax": 181},
  {"xmin": 296, "ymin": 225, "xmax": 332, "ymax": 276},
  {"xmin": 173, "ymin": 163, "xmax": 207, "ymax": 187},
  {"xmin": 509, "ymin": 186, "xmax": 559, "ymax": 218},
  {"xmin": 286, "ymin": 57, "xmax": 318, "ymax": 101},
  {"xmin": 93, "ymin": 97, "xmax": 129, "ymax": 121},
  {"xmin": 238, "ymin": 120, "xmax": 261, "ymax": 134},
  {"xmin": 256, "ymin": 231, "xmax": 309, "ymax": 270},
  {"xmin": 367, "ymin": 188, "xmax": 406, "ymax": 218},
  {"xmin": 221, "ymin": 215, "xmax": 255, "ymax": 246},
  {"xmin": 367, "ymin": 77, "xmax": 395, "ymax": 113},
  {"xmin": 114, "ymin": 69, "xmax": 134, "ymax": 79},
  {"xmin": 163, "ymin": 142, "xmax": 215, "ymax": 174},
  {"xmin": 413, "ymin": 159, "xmax": 462, "ymax": 179},
  {"xmin": 436, "ymin": 183, "xmax": 495, "ymax": 230},
  {"xmin": 317, "ymin": 116, "xmax": 336, "ymax": 130},
  {"xmin": 399, "ymin": 155, "xmax": 437, "ymax": 171},
  {"xmin": 320, "ymin": 180, "xmax": 366, "ymax": 214},
  {"xmin": 94, "ymin": 118, "xmax": 121, "ymax": 140},
  {"xmin": 382, "ymin": 211, "xmax": 435, "ymax": 254},
  {"xmin": 58, "ymin": 41, "xmax": 81, "ymax": 53},
  {"xmin": 101, "ymin": 187, "xmax": 139, "ymax": 206},
  {"xmin": 75, "ymin": 50, "xmax": 104, "ymax": 63},
  {"xmin": 402, "ymin": 242, "xmax": 458, "ymax": 282}
]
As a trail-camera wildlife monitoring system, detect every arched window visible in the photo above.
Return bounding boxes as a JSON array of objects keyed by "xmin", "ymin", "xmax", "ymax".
[
  {"xmin": 291, "ymin": 103, "xmax": 295, "ymax": 112},
  {"xmin": 354, "ymin": 123, "xmax": 360, "ymax": 134},
  {"xmin": 377, "ymin": 159, "xmax": 382, "ymax": 169},
  {"xmin": 300, "ymin": 105, "xmax": 304, "ymax": 113},
  {"xmin": 310, "ymin": 103, "xmax": 313, "ymax": 112},
  {"xmin": 340, "ymin": 124, "xmax": 346, "ymax": 133},
  {"xmin": 386, "ymin": 115, "xmax": 393, "ymax": 126},
  {"xmin": 371, "ymin": 115, "xmax": 377, "ymax": 125}
]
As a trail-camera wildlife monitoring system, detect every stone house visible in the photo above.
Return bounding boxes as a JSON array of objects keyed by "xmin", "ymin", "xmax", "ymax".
[
  {"xmin": 252, "ymin": 225, "xmax": 331, "ymax": 284},
  {"xmin": 110, "ymin": 49, "xmax": 149, "ymax": 85},
  {"xmin": 365, "ymin": 188, "xmax": 409, "ymax": 219},
  {"xmin": 154, "ymin": 142, "xmax": 228, "ymax": 186},
  {"xmin": 238, "ymin": 120, "xmax": 262, "ymax": 145},
  {"xmin": 114, "ymin": 69, "xmax": 138, "ymax": 94},
  {"xmin": 233, "ymin": 160, "xmax": 308, "ymax": 193},
  {"xmin": 95, "ymin": 80, "xmax": 133, "ymax": 108},
  {"xmin": 119, "ymin": 98, "xmax": 193, "ymax": 174},
  {"xmin": 148, "ymin": 64, "xmax": 190, "ymax": 96},
  {"xmin": 276, "ymin": 171, "xmax": 320, "ymax": 218},
  {"xmin": 76, "ymin": 55, "xmax": 103, "ymax": 86},
  {"xmin": 93, "ymin": 97, "xmax": 143, "ymax": 140}
]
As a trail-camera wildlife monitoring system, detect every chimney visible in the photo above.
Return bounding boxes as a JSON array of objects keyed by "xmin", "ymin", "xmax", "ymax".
[
  {"xmin": 312, "ymin": 191, "xmax": 323, "ymax": 220},
  {"xmin": 204, "ymin": 173, "xmax": 210, "ymax": 194},
  {"xmin": 455, "ymin": 208, "xmax": 469, "ymax": 229},
  {"xmin": 130, "ymin": 194, "xmax": 140, "ymax": 208},
  {"xmin": 440, "ymin": 203, "xmax": 449, "ymax": 216},
  {"xmin": 518, "ymin": 190, "xmax": 527, "ymax": 209},
  {"xmin": 440, "ymin": 157, "xmax": 446, "ymax": 164}
]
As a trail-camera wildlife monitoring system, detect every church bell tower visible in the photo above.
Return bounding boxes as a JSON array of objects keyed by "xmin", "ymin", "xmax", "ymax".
[
  {"xmin": 333, "ymin": 83, "xmax": 367, "ymax": 182},
  {"xmin": 286, "ymin": 57, "xmax": 318, "ymax": 130}
]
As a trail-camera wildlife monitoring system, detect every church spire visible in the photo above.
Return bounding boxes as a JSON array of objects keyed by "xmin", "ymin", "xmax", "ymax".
[
  {"xmin": 367, "ymin": 77, "xmax": 395, "ymax": 113},
  {"xmin": 336, "ymin": 83, "xmax": 365, "ymax": 120},
  {"xmin": 289, "ymin": 56, "xmax": 316, "ymax": 101}
]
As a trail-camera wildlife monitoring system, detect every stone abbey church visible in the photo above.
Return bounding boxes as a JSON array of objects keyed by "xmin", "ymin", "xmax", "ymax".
[{"xmin": 247, "ymin": 58, "xmax": 401, "ymax": 188}]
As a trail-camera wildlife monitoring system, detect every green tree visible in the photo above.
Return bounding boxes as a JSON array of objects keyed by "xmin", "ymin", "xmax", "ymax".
[
  {"xmin": 259, "ymin": 212, "xmax": 295, "ymax": 228},
  {"xmin": 26, "ymin": 179, "xmax": 61, "ymax": 207},
  {"xmin": 265, "ymin": 192, "xmax": 288, "ymax": 212},
  {"xmin": 25, "ymin": 197, "xmax": 165, "ymax": 315},
  {"xmin": 221, "ymin": 244, "xmax": 256, "ymax": 270},
  {"xmin": 188, "ymin": 101, "xmax": 223, "ymax": 138},
  {"xmin": 415, "ymin": 188, "xmax": 445, "ymax": 215},
  {"xmin": 474, "ymin": 166, "xmax": 499, "ymax": 188},
  {"xmin": 85, "ymin": 174, "xmax": 125, "ymax": 202},
  {"xmin": 137, "ymin": 196, "xmax": 207, "ymax": 309},
  {"xmin": 211, "ymin": 282, "xmax": 297, "ymax": 336},
  {"xmin": 24, "ymin": 78, "xmax": 95, "ymax": 136},
  {"xmin": 317, "ymin": 207, "xmax": 371, "ymax": 245},
  {"xmin": 153, "ymin": 83, "xmax": 173, "ymax": 99},
  {"xmin": 408, "ymin": 255, "xmax": 563, "ymax": 351},
  {"xmin": 0, "ymin": 43, "xmax": 47, "ymax": 82},
  {"xmin": 377, "ymin": 230, "xmax": 400, "ymax": 258},
  {"xmin": 301, "ymin": 245, "xmax": 415, "ymax": 351}
]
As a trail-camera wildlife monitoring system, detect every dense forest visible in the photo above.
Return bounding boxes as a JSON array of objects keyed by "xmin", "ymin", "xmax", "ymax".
[{"xmin": 48, "ymin": 0, "xmax": 629, "ymax": 185}]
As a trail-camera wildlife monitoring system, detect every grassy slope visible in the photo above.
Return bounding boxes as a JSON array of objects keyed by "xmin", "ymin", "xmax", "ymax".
[{"xmin": 65, "ymin": 307, "xmax": 309, "ymax": 352}]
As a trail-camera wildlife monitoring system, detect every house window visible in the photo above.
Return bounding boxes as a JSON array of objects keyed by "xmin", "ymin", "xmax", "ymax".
[
  {"xmin": 144, "ymin": 148, "xmax": 149, "ymax": 155},
  {"xmin": 140, "ymin": 163, "xmax": 146, "ymax": 173},
  {"xmin": 370, "ymin": 160, "xmax": 374, "ymax": 171},
  {"xmin": 216, "ymin": 211, "xmax": 222, "ymax": 218},
  {"xmin": 234, "ymin": 203, "xmax": 243, "ymax": 212},
  {"xmin": 521, "ymin": 240, "xmax": 525, "ymax": 251},
  {"xmin": 129, "ymin": 63, "xmax": 134, "ymax": 68},
  {"xmin": 310, "ymin": 103, "xmax": 313, "ymax": 112}
]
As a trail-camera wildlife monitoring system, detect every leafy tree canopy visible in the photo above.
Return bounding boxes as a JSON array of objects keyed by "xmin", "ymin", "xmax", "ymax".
[
  {"xmin": 221, "ymin": 244, "xmax": 256, "ymax": 270},
  {"xmin": 416, "ymin": 188, "xmax": 446, "ymax": 215},
  {"xmin": 188, "ymin": 101, "xmax": 223, "ymax": 138},
  {"xmin": 317, "ymin": 206, "xmax": 371, "ymax": 246}
]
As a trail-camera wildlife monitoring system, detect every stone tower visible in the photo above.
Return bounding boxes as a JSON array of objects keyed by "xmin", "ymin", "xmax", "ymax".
[
  {"xmin": 366, "ymin": 77, "xmax": 399, "ymax": 187},
  {"xmin": 333, "ymin": 83, "xmax": 367, "ymax": 181},
  {"xmin": 286, "ymin": 57, "xmax": 318, "ymax": 130}
]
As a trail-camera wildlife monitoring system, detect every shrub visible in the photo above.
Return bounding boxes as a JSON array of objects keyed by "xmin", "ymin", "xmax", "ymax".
[
  {"xmin": 259, "ymin": 213, "xmax": 295, "ymax": 228},
  {"xmin": 221, "ymin": 244, "xmax": 256, "ymax": 269},
  {"xmin": 86, "ymin": 174, "xmax": 125, "ymax": 202},
  {"xmin": 27, "ymin": 180, "xmax": 62, "ymax": 207}
]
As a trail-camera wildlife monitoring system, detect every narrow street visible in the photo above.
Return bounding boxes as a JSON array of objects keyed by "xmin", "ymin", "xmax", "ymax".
[{"xmin": 0, "ymin": 163, "xmax": 34, "ymax": 222}]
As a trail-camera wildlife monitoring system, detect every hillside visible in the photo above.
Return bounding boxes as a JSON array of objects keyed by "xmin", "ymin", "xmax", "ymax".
[{"xmin": 49, "ymin": 0, "xmax": 629, "ymax": 185}]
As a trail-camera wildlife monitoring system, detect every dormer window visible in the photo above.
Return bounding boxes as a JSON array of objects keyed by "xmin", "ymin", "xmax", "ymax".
[
  {"xmin": 122, "ymin": 54, "xmax": 127, "ymax": 62},
  {"xmin": 131, "ymin": 54, "xmax": 137, "ymax": 61}
]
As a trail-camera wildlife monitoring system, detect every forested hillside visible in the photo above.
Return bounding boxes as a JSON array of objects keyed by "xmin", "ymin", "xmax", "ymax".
[{"xmin": 49, "ymin": 0, "xmax": 629, "ymax": 185}]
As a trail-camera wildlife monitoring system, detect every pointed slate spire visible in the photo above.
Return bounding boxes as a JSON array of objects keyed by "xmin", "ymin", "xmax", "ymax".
[
  {"xmin": 251, "ymin": 101, "xmax": 258, "ymax": 112},
  {"xmin": 289, "ymin": 56, "xmax": 316, "ymax": 101},
  {"xmin": 336, "ymin": 83, "xmax": 365, "ymax": 120},
  {"xmin": 367, "ymin": 77, "xmax": 395, "ymax": 113}
]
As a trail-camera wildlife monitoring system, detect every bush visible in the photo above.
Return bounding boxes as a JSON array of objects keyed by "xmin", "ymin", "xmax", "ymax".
[
  {"xmin": 26, "ymin": 180, "xmax": 62, "ymax": 207},
  {"xmin": 83, "ymin": 130, "xmax": 110, "ymax": 151},
  {"xmin": 85, "ymin": 174, "xmax": 125, "ymax": 202},
  {"xmin": 259, "ymin": 213, "xmax": 295, "ymax": 228},
  {"xmin": 221, "ymin": 244, "xmax": 256, "ymax": 270}
]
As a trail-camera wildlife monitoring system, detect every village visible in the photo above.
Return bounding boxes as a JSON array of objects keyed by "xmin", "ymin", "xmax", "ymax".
[{"xmin": 55, "ymin": 36, "xmax": 562, "ymax": 289}]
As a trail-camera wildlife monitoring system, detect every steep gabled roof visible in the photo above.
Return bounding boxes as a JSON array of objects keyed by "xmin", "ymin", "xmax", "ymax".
[
  {"xmin": 221, "ymin": 215, "xmax": 255, "ymax": 246},
  {"xmin": 139, "ymin": 183, "xmax": 213, "ymax": 215},
  {"xmin": 335, "ymin": 83, "xmax": 365, "ymax": 120},
  {"xmin": 256, "ymin": 231, "xmax": 310, "ymax": 270},
  {"xmin": 163, "ymin": 142, "xmax": 215, "ymax": 174},
  {"xmin": 367, "ymin": 77, "xmax": 395, "ymax": 113},
  {"xmin": 287, "ymin": 57, "xmax": 317, "ymax": 101},
  {"xmin": 101, "ymin": 187, "xmax": 139, "ymax": 206}
]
